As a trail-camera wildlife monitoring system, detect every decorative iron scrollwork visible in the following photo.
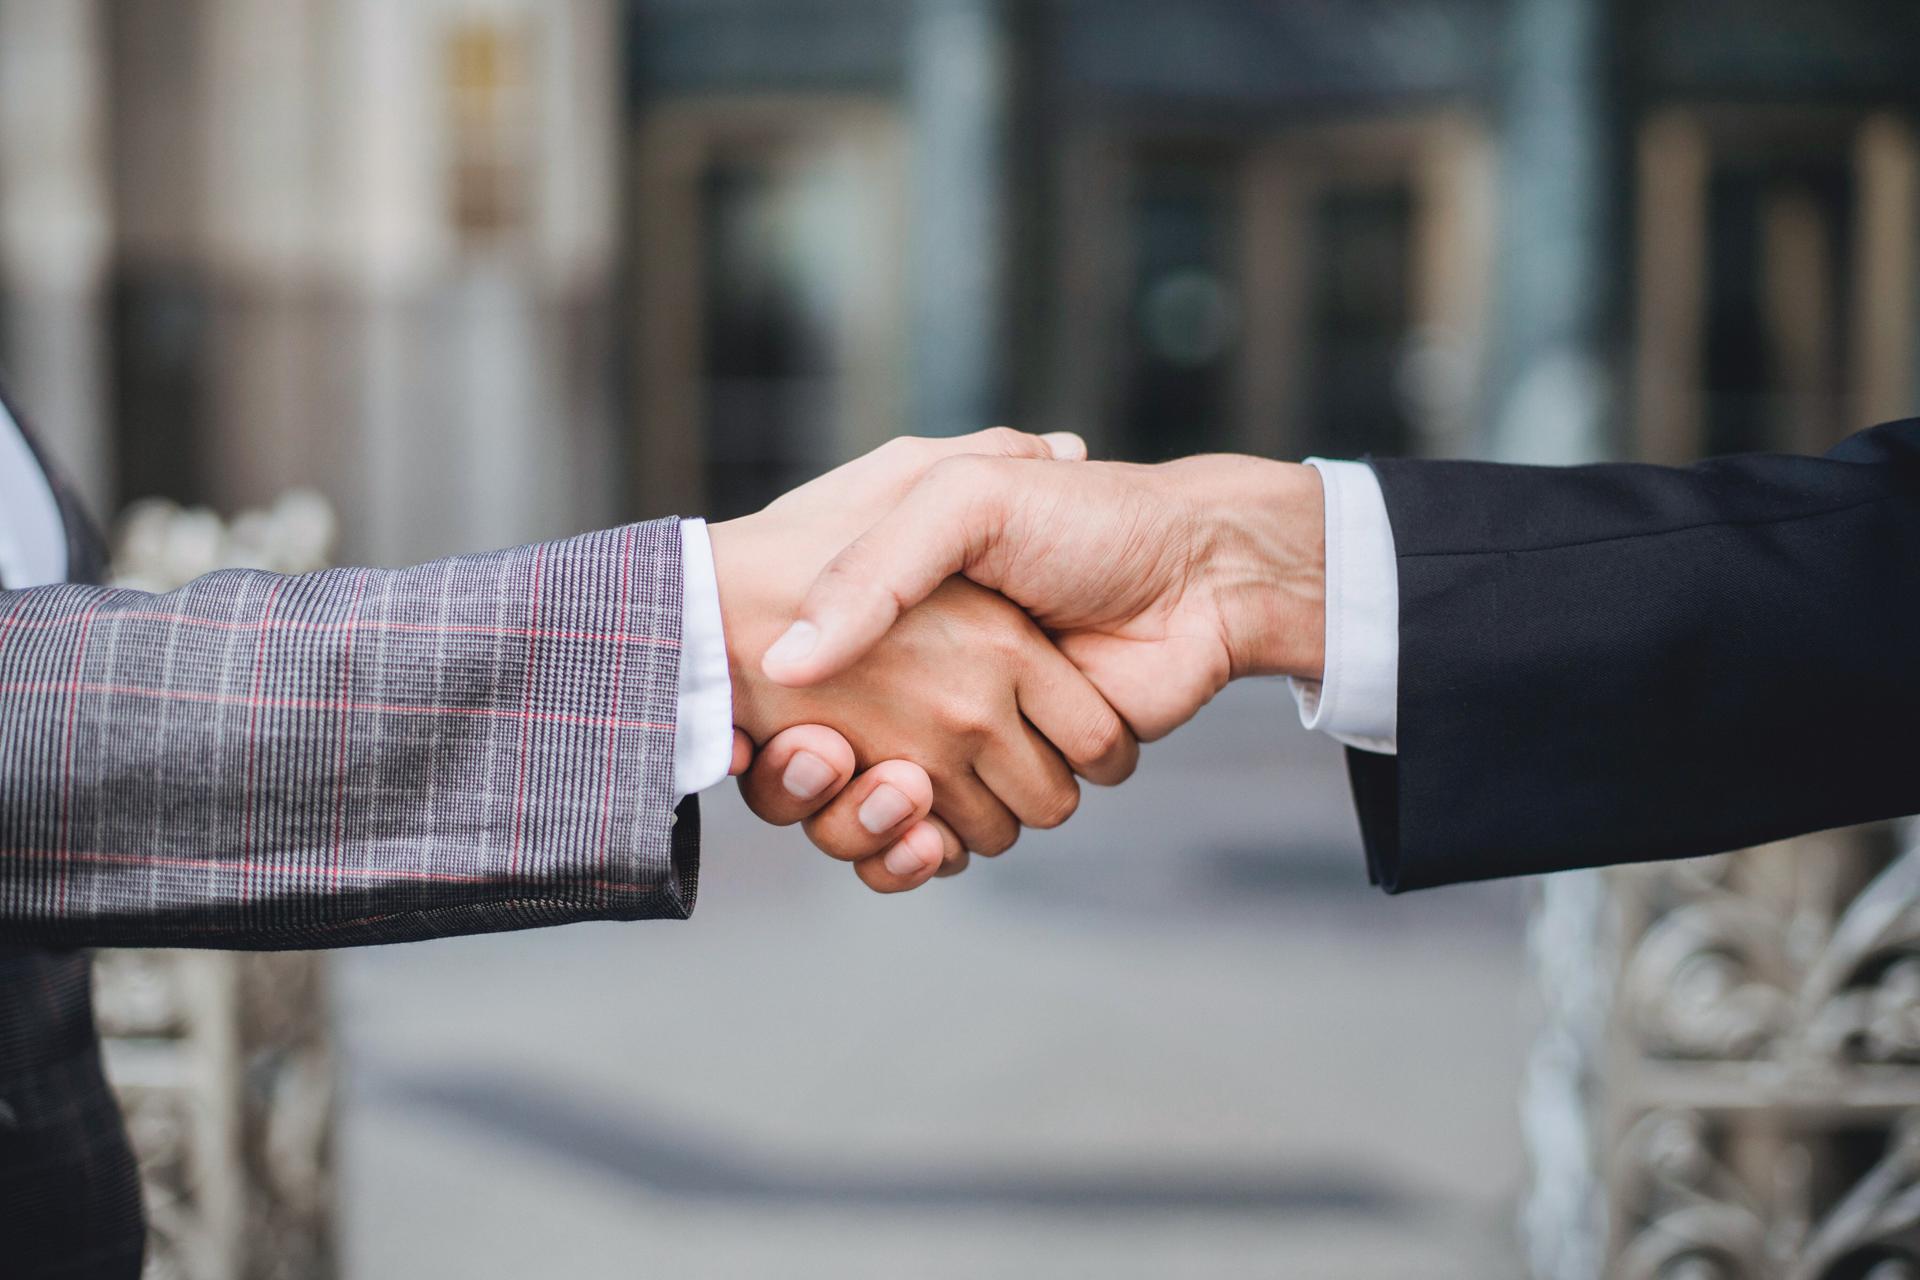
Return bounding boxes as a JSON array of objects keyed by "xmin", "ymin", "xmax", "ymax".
[{"xmin": 1527, "ymin": 823, "xmax": 1920, "ymax": 1279}]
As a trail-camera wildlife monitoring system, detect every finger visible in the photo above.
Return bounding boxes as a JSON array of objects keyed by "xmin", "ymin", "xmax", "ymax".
[
  {"xmin": 1016, "ymin": 638, "xmax": 1140, "ymax": 786},
  {"xmin": 924, "ymin": 815, "xmax": 970, "ymax": 876},
  {"xmin": 736, "ymin": 725, "xmax": 857, "ymax": 826},
  {"xmin": 851, "ymin": 818, "xmax": 953, "ymax": 893},
  {"xmin": 729, "ymin": 729, "xmax": 754, "ymax": 777},
  {"xmin": 1055, "ymin": 630, "xmax": 1214, "ymax": 743},
  {"xmin": 1039, "ymin": 431, "xmax": 1089, "ymax": 461},
  {"xmin": 934, "ymin": 774, "xmax": 1021, "ymax": 858},
  {"xmin": 915, "ymin": 425, "xmax": 1085, "ymax": 464},
  {"xmin": 800, "ymin": 758, "xmax": 935, "ymax": 862},
  {"xmin": 975, "ymin": 719, "xmax": 1081, "ymax": 830},
  {"xmin": 762, "ymin": 455, "xmax": 1011, "ymax": 687}
]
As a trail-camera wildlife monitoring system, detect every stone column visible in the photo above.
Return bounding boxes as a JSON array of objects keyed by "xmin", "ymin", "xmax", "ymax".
[
  {"xmin": 0, "ymin": 0, "xmax": 113, "ymax": 510},
  {"xmin": 317, "ymin": 0, "xmax": 622, "ymax": 565},
  {"xmin": 1495, "ymin": 1, "xmax": 1625, "ymax": 1276},
  {"xmin": 906, "ymin": 0, "xmax": 1012, "ymax": 437},
  {"xmin": 1485, "ymin": 0, "xmax": 1622, "ymax": 467}
]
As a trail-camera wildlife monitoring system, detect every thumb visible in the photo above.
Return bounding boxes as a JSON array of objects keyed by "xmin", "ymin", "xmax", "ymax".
[
  {"xmin": 1037, "ymin": 431, "xmax": 1087, "ymax": 461},
  {"xmin": 762, "ymin": 459, "xmax": 1004, "ymax": 686},
  {"xmin": 927, "ymin": 425, "xmax": 1084, "ymax": 464}
]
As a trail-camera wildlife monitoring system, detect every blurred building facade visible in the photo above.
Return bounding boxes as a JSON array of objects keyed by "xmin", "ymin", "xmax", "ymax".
[
  {"xmin": 0, "ymin": 0, "xmax": 624, "ymax": 566},
  {"xmin": 3, "ymin": 2, "xmax": 1920, "ymax": 1278},
  {"xmin": 2, "ymin": 0, "xmax": 1917, "ymax": 543}
]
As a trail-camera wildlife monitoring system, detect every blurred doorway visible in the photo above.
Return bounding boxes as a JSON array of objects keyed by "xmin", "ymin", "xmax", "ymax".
[
  {"xmin": 1116, "ymin": 142, "xmax": 1245, "ymax": 462},
  {"xmin": 1634, "ymin": 108, "xmax": 1919, "ymax": 463},
  {"xmin": 631, "ymin": 99, "xmax": 907, "ymax": 519},
  {"xmin": 1065, "ymin": 113, "xmax": 1493, "ymax": 467}
]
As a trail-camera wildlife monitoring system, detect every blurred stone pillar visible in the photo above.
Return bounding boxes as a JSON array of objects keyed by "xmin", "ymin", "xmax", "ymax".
[
  {"xmin": 1497, "ymin": 0, "xmax": 1625, "ymax": 1276},
  {"xmin": 1485, "ymin": 0, "xmax": 1622, "ymax": 468},
  {"xmin": 319, "ymin": 0, "xmax": 622, "ymax": 566},
  {"xmin": 0, "ymin": 0, "xmax": 113, "ymax": 510},
  {"xmin": 906, "ymin": 0, "xmax": 1012, "ymax": 437}
]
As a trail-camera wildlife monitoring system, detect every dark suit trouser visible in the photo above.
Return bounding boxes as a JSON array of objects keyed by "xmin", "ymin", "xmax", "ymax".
[{"xmin": 0, "ymin": 949, "xmax": 143, "ymax": 1278}]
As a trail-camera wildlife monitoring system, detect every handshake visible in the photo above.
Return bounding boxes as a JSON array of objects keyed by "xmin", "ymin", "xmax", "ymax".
[{"xmin": 710, "ymin": 427, "xmax": 1329, "ymax": 893}]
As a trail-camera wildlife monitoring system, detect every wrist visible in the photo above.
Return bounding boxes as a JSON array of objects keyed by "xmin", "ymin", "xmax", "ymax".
[
  {"xmin": 1182, "ymin": 457, "xmax": 1326, "ymax": 683},
  {"xmin": 707, "ymin": 513, "xmax": 785, "ymax": 738}
]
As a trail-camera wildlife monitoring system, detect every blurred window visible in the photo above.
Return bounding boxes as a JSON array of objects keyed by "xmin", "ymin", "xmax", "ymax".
[
  {"xmin": 1097, "ymin": 118, "xmax": 1486, "ymax": 466},
  {"xmin": 100, "ymin": 2, "xmax": 210, "ymax": 506},
  {"xmin": 1636, "ymin": 111, "xmax": 1914, "ymax": 463},
  {"xmin": 632, "ymin": 103, "xmax": 905, "ymax": 522},
  {"xmin": 1702, "ymin": 156, "xmax": 1854, "ymax": 456},
  {"xmin": 1121, "ymin": 151, "xmax": 1242, "ymax": 462},
  {"xmin": 1300, "ymin": 182, "xmax": 1417, "ymax": 460},
  {"xmin": 700, "ymin": 154, "xmax": 843, "ymax": 516},
  {"xmin": 444, "ymin": 19, "xmax": 534, "ymax": 246}
]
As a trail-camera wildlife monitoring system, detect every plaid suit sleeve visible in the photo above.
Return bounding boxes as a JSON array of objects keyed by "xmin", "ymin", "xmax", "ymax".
[{"xmin": 0, "ymin": 518, "xmax": 699, "ymax": 949}]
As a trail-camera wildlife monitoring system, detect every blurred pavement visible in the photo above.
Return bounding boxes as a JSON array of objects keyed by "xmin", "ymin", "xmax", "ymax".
[{"xmin": 338, "ymin": 679, "xmax": 1532, "ymax": 1279}]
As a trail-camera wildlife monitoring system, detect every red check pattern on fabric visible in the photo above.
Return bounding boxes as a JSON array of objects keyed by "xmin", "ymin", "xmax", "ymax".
[{"xmin": 0, "ymin": 519, "xmax": 694, "ymax": 949}]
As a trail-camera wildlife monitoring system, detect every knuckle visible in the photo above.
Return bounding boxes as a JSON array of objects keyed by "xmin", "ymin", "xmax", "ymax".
[
  {"xmin": 997, "ymin": 612, "xmax": 1038, "ymax": 648},
  {"xmin": 813, "ymin": 549, "xmax": 888, "ymax": 611},
  {"xmin": 961, "ymin": 707, "xmax": 1003, "ymax": 742},
  {"xmin": 1029, "ymin": 781, "xmax": 1080, "ymax": 830},
  {"xmin": 745, "ymin": 793, "xmax": 801, "ymax": 828},
  {"xmin": 939, "ymin": 689, "xmax": 1002, "ymax": 739},
  {"xmin": 913, "ymin": 457, "xmax": 1007, "ymax": 528},
  {"xmin": 927, "ymin": 452, "xmax": 997, "ymax": 489},
  {"xmin": 820, "ymin": 540, "xmax": 877, "ymax": 581},
  {"xmin": 1076, "ymin": 714, "xmax": 1130, "ymax": 766},
  {"xmin": 803, "ymin": 818, "xmax": 867, "ymax": 862},
  {"xmin": 737, "ymin": 788, "xmax": 781, "ymax": 824},
  {"xmin": 974, "ymin": 823, "xmax": 1019, "ymax": 858},
  {"xmin": 975, "ymin": 425, "xmax": 1031, "ymax": 456},
  {"xmin": 984, "ymin": 625, "xmax": 1027, "ymax": 664},
  {"xmin": 861, "ymin": 866, "xmax": 904, "ymax": 894},
  {"xmin": 878, "ymin": 434, "xmax": 929, "ymax": 461}
]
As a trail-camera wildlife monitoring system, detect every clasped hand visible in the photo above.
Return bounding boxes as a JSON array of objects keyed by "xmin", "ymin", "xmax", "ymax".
[{"xmin": 711, "ymin": 428, "xmax": 1326, "ymax": 893}]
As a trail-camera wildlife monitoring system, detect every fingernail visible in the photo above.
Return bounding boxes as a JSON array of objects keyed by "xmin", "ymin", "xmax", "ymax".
[
  {"xmin": 858, "ymin": 784, "xmax": 915, "ymax": 835},
  {"xmin": 763, "ymin": 620, "xmax": 819, "ymax": 671},
  {"xmin": 781, "ymin": 750, "xmax": 837, "ymax": 801},
  {"xmin": 1040, "ymin": 431, "xmax": 1086, "ymax": 460},
  {"xmin": 883, "ymin": 836, "xmax": 930, "ymax": 878}
]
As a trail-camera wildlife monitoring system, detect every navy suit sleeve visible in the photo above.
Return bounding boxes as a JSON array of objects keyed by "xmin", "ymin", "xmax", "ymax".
[{"xmin": 1351, "ymin": 418, "xmax": 1920, "ymax": 892}]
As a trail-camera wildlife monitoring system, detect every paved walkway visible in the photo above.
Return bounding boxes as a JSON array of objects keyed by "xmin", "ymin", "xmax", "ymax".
[{"xmin": 339, "ymin": 680, "xmax": 1532, "ymax": 1278}]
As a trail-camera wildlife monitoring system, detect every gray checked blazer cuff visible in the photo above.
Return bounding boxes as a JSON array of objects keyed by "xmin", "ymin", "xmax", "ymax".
[{"xmin": 0, "ymin": 517, "xmax": 698, "ymax": 949}]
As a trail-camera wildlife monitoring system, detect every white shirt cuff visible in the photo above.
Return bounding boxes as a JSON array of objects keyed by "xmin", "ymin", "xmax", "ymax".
[
  {"xmin": 0, "ymin": 399, "xmax": 69, "ymax": 589},
  {"xmin": 1289, "ymin": 459, "xmax": 1399, "ymax": 755},
  {"xmin": 674, "ymin": 518, "xmax": 735, "ymax": 799}
]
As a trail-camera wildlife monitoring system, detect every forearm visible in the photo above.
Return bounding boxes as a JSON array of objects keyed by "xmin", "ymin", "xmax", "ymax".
[
  {"xmin": 0, "ymin": 519, "xmax": 696, "ymax": 948},
  {"xmin": 1360, "ymin": 418, "xmax": 1920, "ymax": 890}
]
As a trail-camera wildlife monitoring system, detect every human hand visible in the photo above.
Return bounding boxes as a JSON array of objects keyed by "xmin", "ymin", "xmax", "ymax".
[
  {"xmin": 758, "ymin": 453, "xmax": 1327, "ymax": 741},
  {"xmin": 724, "ymin": 723, "xmax": 969, "ymax": 891},
  {"xmin": 713, "ymin": 430, "xmax": 1140, "ymax": 886},
  {"xmin": 729, "ymin": 724, "xmax": 990, "ymax": 891}
]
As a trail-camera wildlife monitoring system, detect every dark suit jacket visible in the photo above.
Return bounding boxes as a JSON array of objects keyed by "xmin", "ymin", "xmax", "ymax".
[{"xmin": 1349, "ymin": 417, "xmax": 1920, "ymax": 893}]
